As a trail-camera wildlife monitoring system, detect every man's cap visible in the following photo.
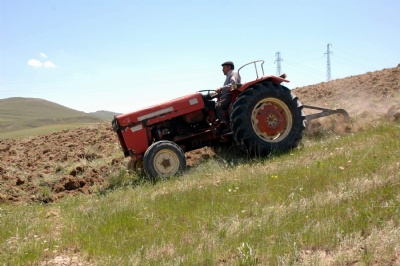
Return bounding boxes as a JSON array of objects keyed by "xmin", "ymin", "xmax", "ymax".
[{"xmin": 221, "ymin": 61, "xmax": 234, "ymax": 69}]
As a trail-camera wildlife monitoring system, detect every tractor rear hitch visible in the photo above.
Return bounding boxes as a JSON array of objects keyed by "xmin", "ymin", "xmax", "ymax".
[{"xmin": 303, "ymin": 105, "xmax": 350, "ymax": 121}]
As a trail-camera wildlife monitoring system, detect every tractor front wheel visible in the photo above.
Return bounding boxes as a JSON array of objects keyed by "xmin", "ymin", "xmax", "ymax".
[
  {"xmin": 143, "ymin": 141, "xmax": 186, "ymax": 179},
  {"xmin": 127, "ymin": 159, "xmax": 144, "ymax": 176}
]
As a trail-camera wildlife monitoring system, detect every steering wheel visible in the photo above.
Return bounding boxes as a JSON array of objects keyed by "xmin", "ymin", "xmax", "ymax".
[{"xmin": 198, "ymin": 90, "xmax": 219, "ymax": 100}]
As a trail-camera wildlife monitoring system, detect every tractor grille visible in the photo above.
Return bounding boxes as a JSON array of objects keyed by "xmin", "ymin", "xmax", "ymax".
[{"xmin": 111, "ymin": 118, "xmax": 120, "ymax": 132}]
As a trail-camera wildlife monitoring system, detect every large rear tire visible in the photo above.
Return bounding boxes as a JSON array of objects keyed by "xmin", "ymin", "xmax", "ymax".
[
  {"xmin": 143, "ymin": 141, "xmax": 186, "ymax": 179},
  {"xmin": 231, "ymin": 82, "xmax": 306, "ymax": 155}
]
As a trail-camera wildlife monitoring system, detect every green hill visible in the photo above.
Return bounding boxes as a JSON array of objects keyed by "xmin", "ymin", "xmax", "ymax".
[
  {"xmin": 89, "ymin": 110, "xmax": 121, "ymax": 121},
  {"xmin": 0, "ymin": 97, "xmax": 103, "ymax": 137}
]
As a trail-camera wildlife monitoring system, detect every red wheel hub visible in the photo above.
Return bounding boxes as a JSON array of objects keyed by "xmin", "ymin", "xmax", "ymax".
[{"xmin": 256, "ymin": 104, "xmax": 286, "ymax": 136}]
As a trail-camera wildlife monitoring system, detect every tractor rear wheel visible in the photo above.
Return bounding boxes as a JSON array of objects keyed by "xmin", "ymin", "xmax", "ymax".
[
  {"xmin": 143, "ymin": 141, "xmax": 186, "ymax": 179},
  {"xmin": 231, "ymin": 82, "xmax": 306, "ymax": 155}
]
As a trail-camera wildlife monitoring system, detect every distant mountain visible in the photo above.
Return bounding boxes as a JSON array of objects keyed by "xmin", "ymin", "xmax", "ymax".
[
  {"xmin": 89, "ymin": 110, "xmax": 121, "ymax": 121},
  {"xmin": 0, "ymin": 97, "xmax": 104, "ymax": 134}
]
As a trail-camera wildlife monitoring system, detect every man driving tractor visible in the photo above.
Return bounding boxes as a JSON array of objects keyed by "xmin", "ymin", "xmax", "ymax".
[{"xmin": 215, "ymin": 61, "xmax": 241, "ymax": 129}]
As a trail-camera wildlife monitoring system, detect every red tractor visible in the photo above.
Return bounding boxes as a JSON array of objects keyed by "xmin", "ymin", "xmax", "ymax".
[{"xmin": 112, "ymin": 60, "xmax": 349, "ymax": 178}]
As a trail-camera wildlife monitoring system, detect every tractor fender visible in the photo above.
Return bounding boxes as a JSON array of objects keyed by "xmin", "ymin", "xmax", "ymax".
[{"xmin": 237, "ymin": 75, "xmax": 290, "ymax": 92}]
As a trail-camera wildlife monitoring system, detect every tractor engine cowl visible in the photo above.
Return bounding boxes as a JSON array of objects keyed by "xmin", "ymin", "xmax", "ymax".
[{"xmin": 182, "ymin": 110, "xmax": 205, "ymax": 124}]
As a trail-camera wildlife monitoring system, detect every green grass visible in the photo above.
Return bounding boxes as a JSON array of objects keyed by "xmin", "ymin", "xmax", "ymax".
[{"xmin": 1, "ymin": 122, "xmax": 399, "ymax": 265}]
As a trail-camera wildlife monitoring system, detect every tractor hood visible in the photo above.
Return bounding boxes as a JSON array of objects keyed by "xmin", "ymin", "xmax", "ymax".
[{"xmin": 115, "ymin": 92, "xmax": 205, "ymax": 128}]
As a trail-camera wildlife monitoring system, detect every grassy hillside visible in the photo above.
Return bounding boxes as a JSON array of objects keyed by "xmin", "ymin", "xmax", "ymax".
[
  {"xmin": 1, "ymin": 121, "xmax": 399, "ymax": 265},
  {"xmin": 0, "ymin": 97, "xmax": 102, "ymax": 137},
  {"xmin": 89, "ymin": 110, "xmax": 120, "ymax": 121}
]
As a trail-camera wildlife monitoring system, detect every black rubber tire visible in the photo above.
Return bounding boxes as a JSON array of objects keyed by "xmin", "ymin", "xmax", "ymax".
[
  {"xmin": 143, "ymin": 141, "xmax": 186, "ymax": 179},
  {"xmin": 231, "ymin": 82, "xmax": 306, "ymax": 156}
]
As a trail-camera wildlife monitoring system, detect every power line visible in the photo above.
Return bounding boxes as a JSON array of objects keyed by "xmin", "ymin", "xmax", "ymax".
[
  {"xmin": 324, "ymin": 43, "xmax": 332, "ymax": 81},
  {"xmin": 284, "ymin": 59, "xmax": 325, "ymax": 76},
  {"xmin": 274, "ymin": 51, "xmax": 283, "ymax": 75},
  {"xmin": 283, "ymin": 65, "xmax": 323, "ymax": 81},
  {"xmin": 333, "ymin": 56, "xmax": 370, "ymax": 73},
  {"xmin": 333, "ymin": 47, "xmax": 379, "ymax": 70}
]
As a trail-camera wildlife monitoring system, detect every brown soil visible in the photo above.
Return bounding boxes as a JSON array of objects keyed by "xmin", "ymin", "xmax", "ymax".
[
  {"xmin": 0, "ymin": 124, "xmax": 117, "ymax": 203},
  {"xmin": 1, "ymin": 66, "xmax": 399, "ymax": 204},
  {"xmin": 294, "ymin": 66, "xmax": 400, "ymax": 134},
  {"xmin": 0, "ymin": 123, "xmax": 217, "ymax": 204}
]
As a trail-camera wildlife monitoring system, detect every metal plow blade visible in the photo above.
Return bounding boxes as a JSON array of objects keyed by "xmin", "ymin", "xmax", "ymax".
[{"xmin": 303, "ymin": 105, "xmax": 350, "ymax": 121}]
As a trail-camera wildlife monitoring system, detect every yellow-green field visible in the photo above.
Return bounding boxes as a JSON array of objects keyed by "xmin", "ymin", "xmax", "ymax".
[{"xmin": 0, "ymin": 123, "xmax": 96, "ymax": 139}]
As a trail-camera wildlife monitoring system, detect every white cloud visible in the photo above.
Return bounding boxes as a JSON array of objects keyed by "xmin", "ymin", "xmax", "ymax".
[
  {"xmin": 28, "ymin": 59, "xmax": 43, "ymax": 68},
  {"xmin": 44, "ymin": 61, "xmax": 56, "ymax": 68},
  {"xmin": 27, "ymin": 53, "xmax": 56, "ymax": 68}
]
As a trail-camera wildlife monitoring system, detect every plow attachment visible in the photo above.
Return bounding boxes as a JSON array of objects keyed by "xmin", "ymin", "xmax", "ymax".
[{"xmin": 303, "ymin": 105, "xmax": 350, "ymax": 121}]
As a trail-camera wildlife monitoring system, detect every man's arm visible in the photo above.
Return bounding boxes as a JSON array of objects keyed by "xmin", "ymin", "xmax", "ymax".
[{"xmin": 216, "ymin": 72, "xmax": 241, "ymax": 94}]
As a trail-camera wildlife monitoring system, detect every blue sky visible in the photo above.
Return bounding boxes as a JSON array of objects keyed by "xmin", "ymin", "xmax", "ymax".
[{"xmin": 0, "ymin": 0, "xmax": 399, "ymax": 113}]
